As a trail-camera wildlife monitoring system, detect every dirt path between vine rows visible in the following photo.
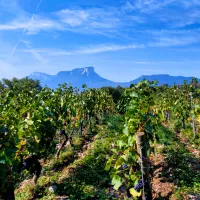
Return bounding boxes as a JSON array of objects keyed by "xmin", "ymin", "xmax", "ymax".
[
  {"xmin": 178, "ymin": 133, "xmax": 200, "ymax": 159},
  {"xmin": 151, "ymin": 132, "xmax": 200, "ymax": 200}
]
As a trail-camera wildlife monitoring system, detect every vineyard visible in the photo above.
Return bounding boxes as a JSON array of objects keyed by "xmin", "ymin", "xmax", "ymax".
[{"xmin": 0, "ymin": 78, "xmax": 200, "ymax": 200}]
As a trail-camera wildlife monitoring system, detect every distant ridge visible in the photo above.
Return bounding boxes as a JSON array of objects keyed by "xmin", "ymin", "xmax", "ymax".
[
  {"xmin": 130, "ymin": 74, "xmax": 200, "ymax": 86},
  {"xmin": 28, "ymin": 67, "xmax": 200, "ymax": 89}
]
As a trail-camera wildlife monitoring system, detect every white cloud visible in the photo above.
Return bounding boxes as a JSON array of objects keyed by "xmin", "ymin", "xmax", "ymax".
[
  {"xmin": 130, "ymin": 0, "xmax": 198, "ymax": 12},
  {"xmin": 0, "ymin": 0, "xmax": 200, "ymax": 64},
  {"xmin": 0, "ymin": 15, "xmax": 62, "ymax": 34},
  {"xmin": 55, "ymin": 7, "xmax": 123, "ymax": 32},
  {"xmin": 0, "ymin": 7, "xmax": 126, "ymax": 36},
  {"xmin": 129, "ymin": 61, "xmax": 200, "ymax": 65},
  {"xmin": 1, "ymin": 0, "xmax": 198, "ymax": 37},
  {"xmin": 0, "ymin": 0, "xmax": 200, "ymax": 36},
  {"xmin": 122, "ymin": 1, "xmax": 135, "ymax": 11},
  {"xmin": 76, "ymin": 44, "xmax": 144, "ymax": 54},
  {"xmin": 126, "ymin": 0, "xmax": 200, "ymax": 29},
  {"xmin": 172, "ymin": 10, "xmax": 200, "ymax": 28},
  {"xmin": 181, "ymin": 0, "xmax": 200, "ymax": 8},
  {"xmin": 22, "ymin": 48, "xmax": 71, "ymax": 56},
  {"xmin": 20, "ymin": 34, "xmax": 200, "ymax": 57},
  {"xmin": 128, "ymin": 0, "xmax": 177, "ymax": 12},
  {"xmin": 149, "ymin": 36, "xmax": 200, "ymax": 47},
  {"xmin": 56, "ymin": 9, "xmax": 89, "ymax": 27},
  {"xmin": 21, "ymin": 43, "xmax": 144, "ymax": 56}
]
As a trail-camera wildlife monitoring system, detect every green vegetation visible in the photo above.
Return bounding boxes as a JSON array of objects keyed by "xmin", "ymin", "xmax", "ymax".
[{"xmin": 0, "ymin": 77, "xmax": 200, "ymax": 199}]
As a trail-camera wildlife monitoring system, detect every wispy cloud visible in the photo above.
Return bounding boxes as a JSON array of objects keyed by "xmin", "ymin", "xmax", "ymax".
[
  {"xmin": 0, "ymin": 15, "xmax": 62, "ymax": 34},
  {"xmin": 21, "ymin": 40, "xmax": 47, "ymax": 63},
  {"xmin": 7, "ymin": 39, "xmax": 47, "ymax": 63},
  {"xmin": 0, "ymin": 4, "xmax": 144, "ymax": 36},
  {"xmin": 0, "ymin": 10, "xmax": 120, "ymax": 36},
  {"xmin": 129, "ymin": 0, "xmax": 199, "ymax": 12},
  {"xmin": 129, "ymin": 61, "xmax": 200, "ymax": 65},
  {"xmin": 23, "ymin": 0, "xmax": 43, "ymax": 34},
  {"xmin": 1, "ymin": 0, "xmax": 199, "ymax": 37},
  {"xmin": 181, "ymin": 0, "xmax": 200, "ymax": 8},
  {"xmin": 21, "ymin": 43, "xmax": 145, "ymax": 56},
  {"xmin": 76, "ymin": 44, "xmax": 144, "ymax": 54},
  {"xmin": 126, "ymin": 0, "xmax": 200, "ymax": 28},
  {"xmin": 171, "ymin": 10, "xmax": 200, "ymax": 28},
  {"xmin": 55, "ymin": 9, "xmax": 89, "ymax": 27},
  {"xmin": 150, "ymin": 36, "xmax": 200, "ymax": 47},
  {"xmin": 54, "ymin": 7, "xmax": 126, "ymax": 35},
  {"xmin": 1, "ymin": 0, "xmax": 200, "ymax": 68},
  {"xmin": 127, "ymin": 0, "xmax": 177, "ymax": 12},
  {"xmin": 19, "ymin": 31, "xmax": 200, "ymax": 59},
  {"xmin": 20, "ymin": 33, "xmax": 200, "ymax": 58}
]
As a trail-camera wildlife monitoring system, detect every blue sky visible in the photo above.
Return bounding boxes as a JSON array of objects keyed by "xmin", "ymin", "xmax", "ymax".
[{"xmin": 0, "ymin": 0, "xmax": 200, "ymax": 82}]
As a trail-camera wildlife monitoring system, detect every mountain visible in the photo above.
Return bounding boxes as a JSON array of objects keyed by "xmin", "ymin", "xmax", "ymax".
[
  {"xmin": 28, "ymin": 67, "xmax": 200, "ymax": 89},
  {"xmin": 130, "ymin": 74, "xmax": 200, "ymax": 86},
  {"xmin": 29, "ymin": 67, "xmax": 122, "ymax": 89}
]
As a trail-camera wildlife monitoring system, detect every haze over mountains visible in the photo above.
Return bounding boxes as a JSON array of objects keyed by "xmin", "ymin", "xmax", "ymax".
[{"xmin": 28, "ymin": 67, "xmax": 200, "ymax": 89}]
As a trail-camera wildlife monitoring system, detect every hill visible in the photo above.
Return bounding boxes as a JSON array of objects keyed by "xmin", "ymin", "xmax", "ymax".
[{"xmin": 29, "ymin": 67, "xmax": 200, "ymax": 88}]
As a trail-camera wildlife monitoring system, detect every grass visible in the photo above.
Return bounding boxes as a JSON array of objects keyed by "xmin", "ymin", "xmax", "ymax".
[
  {"xmin": 161, "ymin": 144, "xmax": 200, "ymax": 187},
  {"xmin": 15, "ymin": 115, "xmax": 200, "ymax": 200},
  {"xmin": 153, "ymin": 123, "xmax": 200, "ymax": 199},
  {"xmin": 15, "ymin": 115, "xmax": 124, "ymax": 200}
]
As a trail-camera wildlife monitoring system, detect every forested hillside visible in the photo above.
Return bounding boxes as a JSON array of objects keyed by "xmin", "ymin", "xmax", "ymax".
[{"xmin": 0, "ymin": 77, "xmax": 199, "ymax": 200}]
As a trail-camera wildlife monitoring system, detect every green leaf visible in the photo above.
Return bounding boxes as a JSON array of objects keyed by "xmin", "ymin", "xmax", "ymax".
[
  {"xmin": 145, "ymin": 124, "xmax": 152, "ymax": 133},
  {"xmin": 26, "ymin": 119, "xmax": 34, "ymax": 126},
  {"xmin": 111, "ymin": 175, "xmax": 122, "ymax": 191},
  {"xmin": 130, "ymin": 92, "xmax": 138, "ymax": 98},
  {"xmin": 129, "ymin": 188, "xmax": 141, "ymax": 197},
  {"xmin": 5, "ymin": 154, "xmax": 12, "ymax": 165},
  {"xmin": 128, "ymin": 136, "xmax": 134, "ymax": 146},
  {"xmin": 123, "ymin": 126, "xmax": 129, "ymax": 135},
  {"xmin": 0, "ymin": 158, "xmax": 6, "ymax": 164},
  {"xmin": 105, "ymin": 156, "xmax": 114, "ymax": 171},
  {"xmin": 4, "ymin": 142, "xmax": 10, "ymax": 147},
  {"xmin": 115, "ymin": 156, "xmax": 124, "ymax": 169}
]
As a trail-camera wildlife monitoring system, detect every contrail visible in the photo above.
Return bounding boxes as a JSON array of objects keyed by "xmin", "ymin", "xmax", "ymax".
[
  {"xmin": 10, "ymin": 0, "xmax": 43, "ymax": 56},
  {"xmin": 23, "ymin": 14, "xmax": 35, "ymax": 35},
  {"xmin": 10, "ymin": 40, "xmax": 21, "ymax": 57},
  {"xmin": 23, "ymin": 0, "xmax": 42, "ymax": 34},
  {"xmin": 36, "ymin": 0, "xmax": 42, "ymax": 12}
]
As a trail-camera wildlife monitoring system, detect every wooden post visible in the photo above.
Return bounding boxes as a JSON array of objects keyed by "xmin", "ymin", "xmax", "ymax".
[
  {"xmin": 88, "ymin": 116, "xmax": 92, "ymax": 134},
  {"xmin": 80, "ymin": 120, "xmax": 83, "ymax": 135},
  {"xmin": 190, "ymin": 93, "xmax": 196, "ymax": 138},
  {"xmin": 182, "ymin": 118, "xmax": 185, "ymax": 129},
  {"xmin": 136, "ymin": 132, "xmax": 152, "ymax": 200},
  {"xmin": 192, "ymin": 117, "xmax": 196, "ymax": 138},
  {"xmin": 56, "ymin": 131, "xmax": 68, "ymax": 161},
  {"xmin": 165, "ymin": 111, "xmax": 170, "ymax": 123},
  {"xmin": 56, "ymin": 124, "xmax": 75, "ymax": 160}
]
